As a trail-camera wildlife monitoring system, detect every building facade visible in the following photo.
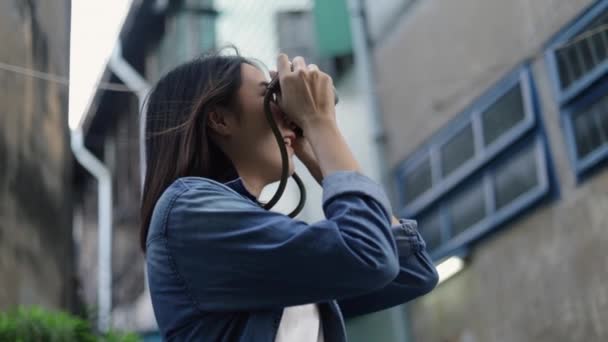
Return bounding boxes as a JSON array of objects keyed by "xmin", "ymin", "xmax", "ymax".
[
  {"xmin": 375, "ymin": 0, "xmax": 608, "ymax": 340},
  {"xmin": 0, "ymin": 0, "xmax": 75, "ymax": 311}
]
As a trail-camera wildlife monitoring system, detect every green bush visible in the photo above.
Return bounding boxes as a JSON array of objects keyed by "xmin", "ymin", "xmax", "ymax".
[{"xmin": 0, "ymin": 307, "xmax": 139, "ymax": 342}]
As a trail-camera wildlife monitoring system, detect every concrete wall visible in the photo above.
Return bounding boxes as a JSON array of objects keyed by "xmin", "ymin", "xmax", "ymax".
[
  {"xmin": 364, "ymin": 0, "xmax": 417, "ymax": 42},
  {"xmin": 0, "ymin": 0, "xmax": 74, "ymax": 310},
  {"xmin": 375, "ymin": 0, "xmax": 593, "ymax": 168},
  {"xmin": 375, "ymin": 0, "xmax": 608, "ymax": 341}
]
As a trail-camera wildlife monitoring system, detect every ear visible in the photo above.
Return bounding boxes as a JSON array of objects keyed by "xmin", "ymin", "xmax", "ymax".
[{"xmin": 207, "ymin": 109, "xmax": 233, "ymax": 137}]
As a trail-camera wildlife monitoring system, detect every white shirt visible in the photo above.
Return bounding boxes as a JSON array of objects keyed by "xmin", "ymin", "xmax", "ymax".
[{"xmin": 275, "ymin": 304, "xmax": 324, "ymax": 342}]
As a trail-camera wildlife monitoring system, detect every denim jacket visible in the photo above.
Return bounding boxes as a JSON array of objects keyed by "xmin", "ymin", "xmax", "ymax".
[{"xmin": 146, "ymin": 171, "xmax": 438, "ymax": 341}]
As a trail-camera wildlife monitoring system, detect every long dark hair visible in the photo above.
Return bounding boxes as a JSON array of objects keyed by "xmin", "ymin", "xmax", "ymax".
[{"xmin": 140, "ymin": 50, "xmax": 254, "ymax": 252}]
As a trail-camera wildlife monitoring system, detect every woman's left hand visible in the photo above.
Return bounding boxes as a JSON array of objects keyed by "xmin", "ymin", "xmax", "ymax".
[{"xmin": 293, "ymin": 136, "xmax": 323, "ymax": 185}]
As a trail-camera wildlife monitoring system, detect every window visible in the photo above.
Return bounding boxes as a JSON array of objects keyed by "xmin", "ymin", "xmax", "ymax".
[
  {"xmin": 552, "ymin": 7, "xmax": 608, "ymax": 98},
  {"xmin": 572, "ymin": 98, "xmax": 608, "ymax": 159},
  {"xmin": 481, "ymin": 85, "xmax": 526, "ymax": 146},
  {"xmin": 547, "ymin": 0, "xmax": 608, "ymax": 175},
  {"xmin": 564, "ymin": 84, "xmax": 608, "ymax": 172},
  {"xmin": 418, "ymin": 207, "xmax": 442, "ymax": 251},
  {"xmin": 398, "ymin": 68, "xmax": 535, "ymax": 214},
  {"xmin": 396, "ymin": 67, "xmax": 552, "ymax": 260},
  {"xmin": 440, "ymin": 123, "xmax": 475, "ymax": 179},
  {"xmin": 447, "ymin": 180, "xmax": 486, "ymax": 237},
  {"xmin": 410, "ymin": 139, "xmax": 550, "ymax": 260},
  {"xmin": 404, "ymin": 156, "xmax": 432, "ymax": 205},
  {"xmin": 493, "ymin": 143, "xmax": 541, "ymax": 210}
]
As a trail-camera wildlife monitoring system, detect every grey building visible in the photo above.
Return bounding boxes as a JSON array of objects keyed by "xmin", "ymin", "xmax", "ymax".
[
  {"xmin": 74, "ymin": 0, "xmax": 216, "ymax": 333},
  {"xmin": 0, "ymin": 0, "xmax": 75, "ymax": 311},
  {"xmin": 375, "ymin": 0, "xmax": 608, "ymax": 340}
]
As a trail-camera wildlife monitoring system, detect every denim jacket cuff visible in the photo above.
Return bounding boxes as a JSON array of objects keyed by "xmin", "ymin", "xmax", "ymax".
[
  {"xmin": 321, "ymin": 171, "xmax": 392, "ymax": 219},
  {"xmin": 391, "ymin": 219, "xmax": 426, "ymax": 256}
]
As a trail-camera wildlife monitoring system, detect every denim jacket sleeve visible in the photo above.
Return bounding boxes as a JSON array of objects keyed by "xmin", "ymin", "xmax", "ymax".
[
  {"xmin": 158, "ymin": 171, "xmax": 402, "ymax": 311},
  {"xmin": 337, "ymin": 219, "xmax": 439, "ymax": 319}
]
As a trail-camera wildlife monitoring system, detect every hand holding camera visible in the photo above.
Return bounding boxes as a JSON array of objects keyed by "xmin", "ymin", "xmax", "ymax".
[
  {"xmin": 276, "ymin": 54, "xmax": 337, "ymax": 134},
  {"xmin": 275, "ymin": 54, "xmax": 361, "ymax": 179}
]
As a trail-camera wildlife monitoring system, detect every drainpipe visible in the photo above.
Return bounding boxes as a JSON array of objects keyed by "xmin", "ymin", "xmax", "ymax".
[
  {"xmin": 347, "ymin": 1, "xmax": 408, "ymax": 342},
  {"xmin": 70, "ymin": 129, "xmax": 113, "ymax": 332},
  {"xmin": 109, "ymin": 42, "xmax": 151, "ymax": 186},
  {"xmin": 70, "ymin": 41, "xmax": 151, "ymax": 333},
  {"xmin": 108, "ymin": 41, "xmax": 152, "ymax": 331},
  {"xmin": 347, "ymin": 0, "xmax": 390, "ymax": 190}
]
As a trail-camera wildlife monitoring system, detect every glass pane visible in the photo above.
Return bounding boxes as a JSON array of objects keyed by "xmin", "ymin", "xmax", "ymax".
[
  {"xmin": 565, "ymin": 45, "xmax": 584, "ymax": 83},
  {"xmin": 417, "ymin": 209, "xmax": 442, "ymax": 251},
  {"xmin": 579, "ymin": 39, "xmax": 596, "ymax": 74},
  {"xmin": 447, "ymin": 180, "xmax": 486, "ymax": 237},
  {"xmin": 481, "ymin": 85, "xmax": 526, "ymax": 146},
  {"xmin": 494, "ymin": 145, "xmax": 539, "ymax": 210},
  {"xmin": 556, "ymin": 10, "xmax": 608, "ymax": 90},
  {"xmin": 556, "ymin": 48, "xmax": 574, "ymax": 89},
  {"xmin": 440, "ymin": 124, "xmax": 475, "ymax": 179},
  {"xmin": 591, "ymin": 9, "xmax": 608, "ymax": 27},
  {"xmin": 590, "ymin": 32, "xmax": 607, "ymax": 66},
  {"xmin": 404, "ymin": 157, "xmax": 432, "ymax": 204},
  {"xmin": 598, "ymin": 95, "xmax": 608, "ymax": 141},
  {"xmin": 572, "ymin": 102, "xmax": 604, "ymax": 159}
]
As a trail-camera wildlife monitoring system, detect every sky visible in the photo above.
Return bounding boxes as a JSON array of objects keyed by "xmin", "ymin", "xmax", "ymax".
[{"xmin": 69, "ymin": 0, "xmax": 133, "ymax": 130}]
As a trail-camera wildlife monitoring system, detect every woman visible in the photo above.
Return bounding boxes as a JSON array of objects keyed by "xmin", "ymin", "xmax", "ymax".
[{"xmin": 142, "ymin": 50, "xmax": 438, "ymax": 341}]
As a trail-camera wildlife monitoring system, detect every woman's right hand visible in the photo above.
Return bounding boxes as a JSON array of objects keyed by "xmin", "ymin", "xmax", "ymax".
[
  {"xmin": 276, "ymin": 54, "xmax": 336, "ymax": 132},
  {"xmin": 277, "ymin": 54, "xmax": 361, "ymax": 177}
]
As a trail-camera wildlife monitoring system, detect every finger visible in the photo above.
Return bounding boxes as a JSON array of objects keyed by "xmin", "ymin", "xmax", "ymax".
[
  {"xmin": 277, "ymin": 54, "xmax": 291, "ymax": 75},
  {"xmin": 307, "ymin": 64, "xmax": 319, "ymax": 72},
  {"xmin": 292, "ymin": 56, "xmax": 307, "ymax": 71}
]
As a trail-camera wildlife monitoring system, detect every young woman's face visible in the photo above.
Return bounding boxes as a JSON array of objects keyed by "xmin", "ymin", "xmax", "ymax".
[{"xmin": 229, "ymin": 63, "xmax": 296, "ymax": 184}]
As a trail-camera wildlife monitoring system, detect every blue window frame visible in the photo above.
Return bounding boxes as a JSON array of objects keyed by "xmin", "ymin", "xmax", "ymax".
[
  {"xmin": 395, "ymin": 66, "xmax": 552, "ymax": 260},
  {"xmin": 546, "ymin": 0, "xmax": 608, "ymax": 176}
]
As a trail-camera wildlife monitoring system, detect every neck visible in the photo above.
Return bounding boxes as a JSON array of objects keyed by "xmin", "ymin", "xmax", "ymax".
[
  {"xmin": 220, "ymin": 140, "xmax": 270, "ymax": 199},
  {"xmin": 233, "ymin": 166, "xmax": 268, "ymax": 199}
]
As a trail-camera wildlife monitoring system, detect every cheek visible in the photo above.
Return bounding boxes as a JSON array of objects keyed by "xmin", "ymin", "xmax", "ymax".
[
  {"xmin": 243, "ymin": 115, "xmax": 277, "ymax": 153},
  {"xmin": 238, "ymin": 97, "xmax": 269, "ymax": 140},
  {"xmin": 236, "ymin": 97, "xmax": 289, "ymax": 166},
  {"xmin": 238, "ymin": 119, "xmax": 278, "ymax": 161}
]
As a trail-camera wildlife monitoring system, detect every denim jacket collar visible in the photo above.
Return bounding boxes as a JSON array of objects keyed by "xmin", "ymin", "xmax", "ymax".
[{"xmin": 224, "ymin": 178, "xmax": 258, "ymax": 202}]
